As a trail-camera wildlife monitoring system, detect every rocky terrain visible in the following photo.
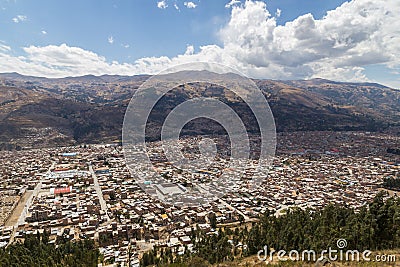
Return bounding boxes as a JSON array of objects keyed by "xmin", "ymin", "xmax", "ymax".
[{"xmin": 0, "ymin": 72, "xmax": 398, "ymax": 148}]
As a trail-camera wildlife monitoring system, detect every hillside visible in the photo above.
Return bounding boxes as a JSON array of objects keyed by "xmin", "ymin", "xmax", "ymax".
[
  {"xmin": 0, "ymin": 73, "xmax": 398, "ymax": 148},
  {"xmin": 0, "ymin": 85, "xmax": 124, "ymax": 148},
  {"xmin": 282, "ymin": 78, "xmax": 400, "ymax": 124}
]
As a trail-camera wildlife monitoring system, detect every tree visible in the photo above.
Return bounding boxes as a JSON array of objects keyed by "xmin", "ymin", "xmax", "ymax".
[{"xmin": 209, "ymin": 212, "xmax": 217, "ymax": 229}]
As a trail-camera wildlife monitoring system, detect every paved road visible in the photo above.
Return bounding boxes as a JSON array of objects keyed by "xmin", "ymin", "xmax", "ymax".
[{"xmin": 88, "ymin": 164, "xmax": 110, "ymax": 221}]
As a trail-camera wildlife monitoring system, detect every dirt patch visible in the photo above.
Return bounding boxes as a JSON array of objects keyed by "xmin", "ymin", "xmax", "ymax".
[
  {"xmin": 379, "ymin": 188, "xmax": 400, "ymax": 197},
  {"xmin": 4, "ymin": 190, "xmax": 32, "ymax": 227}
]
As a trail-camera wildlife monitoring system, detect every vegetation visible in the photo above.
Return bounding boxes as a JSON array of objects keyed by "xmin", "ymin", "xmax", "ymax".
[
  {"xmin": 0, "ymin": 233, "xmax": 99, "ymax": 267},
  {"xmin": 382, "ymin": 177, "xmax": 400, "ymax": 190},
  {"xmin": 141, "ymin": 192, "xmax": 400, "ymax": 266},
  {"xmin": 387, "ymin": 148, "xmax": 400, "ymax": 156},
  {"xmin": 244, "ymin": 193, "xmax": 400, "ymax": 254}
]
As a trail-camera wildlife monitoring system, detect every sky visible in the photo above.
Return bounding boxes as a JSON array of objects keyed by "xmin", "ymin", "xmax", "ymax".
[{"xmin": 0, "ymin": 0, "xmax": 399, "ymax": 88}]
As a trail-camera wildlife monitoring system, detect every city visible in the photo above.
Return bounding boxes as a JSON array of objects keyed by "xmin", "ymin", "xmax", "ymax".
[
  {"xmin": 0, "ymin": 0, "xmax": 399, "ymax": 266},
  {"xmin": 0, "ymin": 131, "xmax": 398, "ymax": 265}
]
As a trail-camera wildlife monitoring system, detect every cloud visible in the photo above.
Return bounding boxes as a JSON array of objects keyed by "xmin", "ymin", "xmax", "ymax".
[
  {"xmin": 41, "ymin": 30, "xmax": 47, "ymax": 35},
  {"xmin": 108, "ymin": 36, "xmax": 114, "ymax": 44},
  {"xmin": 225, "ymin": 0, "xmax": 241, "ymax": 8},
  {"xmin": 275, "ymin": 8, "xmax": 281, "ymax": 18},
  {"xmin": 0, "ymin": 0, "xmax": 399, "ymax": 88},
  {"xmin": 184, "ymin": 45, "xmax": 194, "ymax": 55},
  {"xmin": 122, "ymin": 44, "xmax": 130, "ymax": 48},
  {"xmin": 0, "ymin": 44, "xmax": 140, "ymax": 77},
  {"xmin": 12, "ymin": 15, "xmax": 27, "ymax": 23},
  {"xmin": 217, "ymin": 0, "xmax": 400, "ymax": 82},
  {"xmin": 184, "ymin": 1, "xmax": 197, "ymax": 9},
  {"xmin": 0, "ymin": 43, "xmax": 225, "ymax": 78},
  {"xmin": 157, "ymin": 0, "xmax": 167, "ymax": 9},
  {"xmin": 0, "ymin": 43, "xmax": 11, "ymax": 52},
  {"xmin": 174, "ymin": 2, "xmax": 180, "ymax": 11}
]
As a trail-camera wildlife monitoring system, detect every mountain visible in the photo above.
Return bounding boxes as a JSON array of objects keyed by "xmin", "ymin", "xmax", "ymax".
[
  {"xmin": 281, "ymin": 78, "xmax": 399, "ymax": 125},
  {"xmin": 0, "ymin": 73, "xmax": 398, "ymax": 148}
]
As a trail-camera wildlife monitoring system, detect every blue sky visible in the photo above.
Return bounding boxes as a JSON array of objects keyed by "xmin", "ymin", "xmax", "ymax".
[
  {"xmin": 1, "ymin": 0, "xmax": 348, "ymax": 61},
  {"xmin": 0, "ymin": 0, "xmax": 399, "ymax": 88}
]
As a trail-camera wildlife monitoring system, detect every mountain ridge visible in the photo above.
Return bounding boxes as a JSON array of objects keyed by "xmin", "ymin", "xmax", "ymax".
[
  {"xmin": 1, "ymin": 72, "xmax": 397, "ymax": 89},
  {"xmin": 0, "ymin": 72, "xmax": 398, "ymax": 148}
]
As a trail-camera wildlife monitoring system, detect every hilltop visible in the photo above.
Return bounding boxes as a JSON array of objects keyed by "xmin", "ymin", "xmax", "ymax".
[{"xmin": 0, "ymin": 73, "xmax": 398, "ymax": 148}]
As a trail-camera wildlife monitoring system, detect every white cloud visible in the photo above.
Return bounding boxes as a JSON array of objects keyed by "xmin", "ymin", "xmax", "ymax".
[
  {"xmin": 41, "ymin": 30, "xmax": 47, "ymax": 35},
  {"xmin": 0, "ymin": 43, "xmax": 11, "ymax": 52},
  {"xmin": 0, "ymin": 43, "xmax": 226, "ymax": 78},
  {"xmin": 184, "ymin": 1, "xmax": 197, "ymax": 9},
  {"xmin": 390, "ymin": 70, "xmax": 400, "ymax": 75},
  {"xmin": 12, "ymin": 15, "xmax": 27, "ymax": 23},
  {"xmin": 275, "ymin": 8, "xmax": 281, "ymax": 18},
  {"xmin": 157, "ymin": 0, "xmax": 167, "ymax": 9},
  {"xmin": 217, "ymin": 0, "xmax": 400, "ymax": 82},
  {"xmin": 0, "ymin": 0, "xmax": 399, "ymax": 88},
  {"xmin": 122, "ymin": 44, "xmax": 130, "ymax": 48},
  {"xmin": 184, "ymin": 45, "xmax": 194, "ymax": 55},
  {"xmin": 225, "ymin": 0, "xmax": 240, "ymax": 8},
  {"xmin": 174, "ymin": 2, "xmax": 180, "ymax": 11},
  {"xmin": 108, "ymin": 36, "xmax": 114, "ymax": 44}
]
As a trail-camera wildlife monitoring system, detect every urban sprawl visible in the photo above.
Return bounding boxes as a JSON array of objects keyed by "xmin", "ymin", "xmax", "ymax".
[{"xmin": 0, "ymin": 131, "xmax": 398, "ymax": 266}]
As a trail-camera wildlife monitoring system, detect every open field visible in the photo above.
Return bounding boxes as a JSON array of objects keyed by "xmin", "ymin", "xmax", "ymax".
[
  {"xmin": 0, "ymin": 195, "xmax": 19, "ymax": 225},
  {"xmin": 4, "ymin": 190, "xmax": 32, "ymax": 227},
  {"xmin": 379, "ymin": 188, "xmax": 400, "ymax": 197}
]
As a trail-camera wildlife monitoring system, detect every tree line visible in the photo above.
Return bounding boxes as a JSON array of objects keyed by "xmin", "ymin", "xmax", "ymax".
[
  {"xmin": 382, "ymin": 177, "xmax": 400, "ymax": 191},
  {"xmin": 141, "ymin": 192, "xmax": 400, "ymax": 266},
  {"xmin": 0, "ymin": 232, "xmax": 99, "ymax": 267}
]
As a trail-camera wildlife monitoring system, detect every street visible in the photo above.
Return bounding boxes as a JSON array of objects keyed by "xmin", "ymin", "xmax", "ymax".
[{"xmin": 89, "ymin": 163, "xmax": 110, "ymax": 222}]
